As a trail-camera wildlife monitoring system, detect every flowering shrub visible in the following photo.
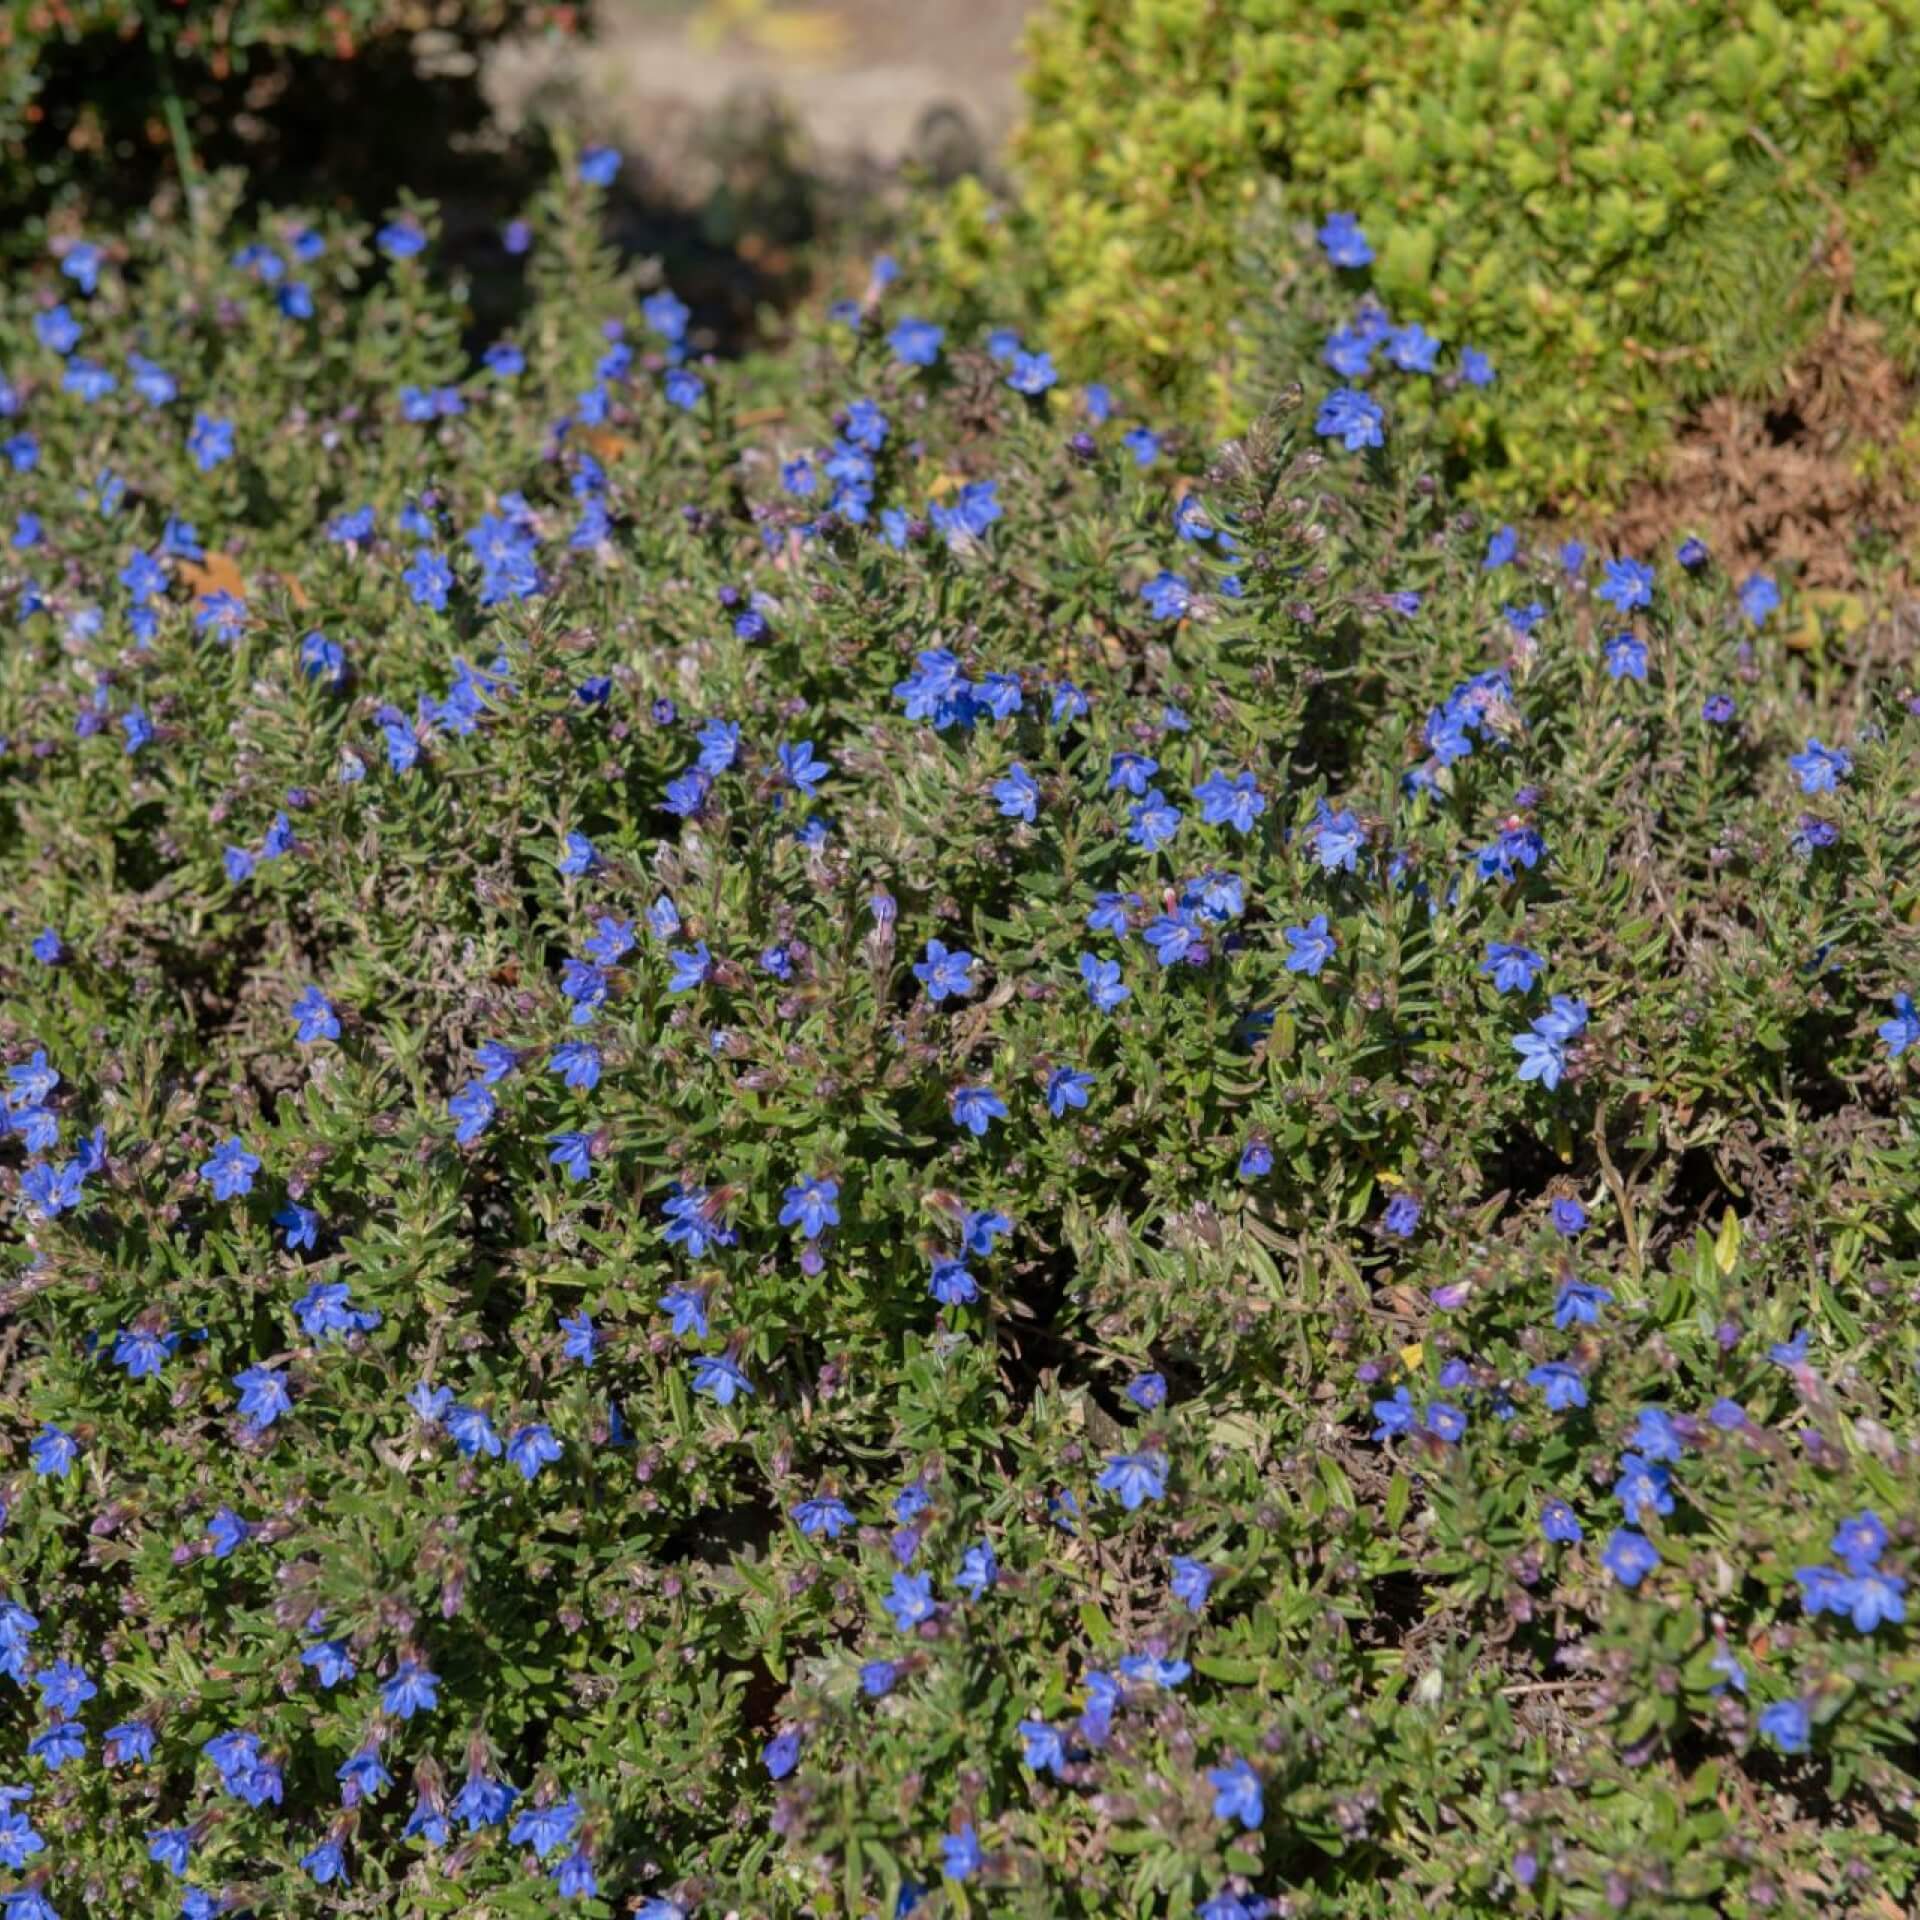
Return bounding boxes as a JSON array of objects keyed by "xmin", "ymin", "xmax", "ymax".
[
  {"xmin": 930, "ymin": 0, "xmax": 1920, "ymax": 517},
  {"xmin": 1, "ymin": 150, "xmax": 1919, "ymax": 1920}
]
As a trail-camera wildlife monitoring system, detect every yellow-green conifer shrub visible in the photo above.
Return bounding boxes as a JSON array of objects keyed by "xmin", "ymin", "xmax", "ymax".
[{"xmin": 929, "ymin": 0, "xmax": 1920, "ymax": 514}]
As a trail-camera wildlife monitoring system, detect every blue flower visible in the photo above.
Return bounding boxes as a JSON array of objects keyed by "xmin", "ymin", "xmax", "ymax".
[
  {"xmin": 1080, "ymin": 952, "xmax": 1131, "ymax": 1012},
  {"xmin": 233, "ymin": 1366, "xmax": 292, "ymax": 1431},
  {"xmin": 1482, "ymin": 524, "xmax": 1518, "ymax": 570},
  {"xmin": 667, "ymin": 942, "xmax": 712, "ymax": 993},
  {"xmin": 510, "ymin": 1797, "xmax": 582, "ymax": 1861},
  {"xmin": 763, "ymin": 1729, "xmax": 801, "ymax": 1780},
  {"xmin": 914, "ymin": 939, "xmax": 976, "ymax": 1003},
  {"xmin": 860, "ymin": 1660, "xmax": 897, "ymax": 1697},
  {"xmin": 950, "ymin": 1086, "xmax": 1008, "ymax": 1136},
  {"xmin": 889, "ymin": 318, "xmax": 944, "ymax": 367},
  {"xmin": 582, "ymin": 915, "xmax": 635, "ymax": 964},
  {"xmin": 1122, "ymin": 425, "xmax": 1161, "ymax": 466},
  {"xmin": 664, "ymin": 367, "xmax": 704, "ymax": 410},
  {"xmin": 1788, "ymin": 737, "xmax": 1851, "ymax": 795},
  {"xmin": 507, "ymin": 1423, "xmax": 564, "ymax": 1482},
  {"xmin": 1323, "ymin": 324, "xmax": 1376, "ymax": 377},
  {"xmin": 1631, "ymin": 1407, "xmax": 1684, "ymax": 1462},
  {"xmin": 1284, "ymin": 915, "xmax": 1337, "ymax": 976},
  {"xmin": 1170, "ymin": 1556, "xmax": 1214, "ymax": 1613},
  {"xmin": 446, "ymin": 1404, "xmax": 502, "ymax": 1457},
  {"xmin": 1459, "ymin": 346, "xmax": 1496, "ymax": 386},
  {"xmin": 1046, "ymin": 1066, "xmax": 1092, "ymax": 1117},
  {"xmin": 1381, "ymin": 1194, "xmax": 1422, "ymax": 1239},
  {"xmin": 1386, "ymin": 323, "xmax": 1441, "ymax": 373},
  {"xmin": 1554, "ymin": 1279, "xmax": 1612, "ymax": 1328},
  {"xmin": 186, "ymin": 413, "xmax": 234, "ymax": 472},
  {"xmin": 377, "ymin": 219, "xmax": 428, "ymax": 259},
  {"xmin": 780, "ymin": 1176, "xmax": 841, "ymax": 1239},
  {"xmin": 1310, "ymin": 801, "xmax": 1365, "ymax": 874},
  {"xmin": 1110, "ymin": 1373, "xmax": 1161, "ymax": 1417},
  {"xmin": 1193, "ymin": 769, "xmax": 1266, "ymax": 834},
  {"xmin": 1844, "ymin": 1569, "xmax": 1907, "ymax": 1632},
  {"xmin": 1602, "ymin": 1529, "xmax": 1660, "ymax": 1587},
  {"xmin": 28, "ymin": 1720, "xmax": 85, "ymax": 1770},
  {"xmin": 1833, "ymin": 1511, "xmax": 1889, "ymax": 1575},
  {"xmin": 1597, "ymin": 556, "xmax": 1654, "ymax": 612},
  {"xmin": 103, "ymin": 1721, "xmax": 155, "ymax": 1765},
  {"xmin": 454, "ymin": 1772, "xmax": 518, "ymax": 1830},
  {"xmin": 1482, "ymin": 942, "xmax": 1544, "ymax": 993},
  {"xmin": 993, "ymin": 763, "xmax": 1039, "ymax": 822},
  {"xmin": 35, "ymin": 305, "xmax": 82, "ymax": 354},
  {"xmin": 1019, "ymin": 1720, "xmax": 1069, "ymax": 1776},
  {"xmin": 578, "ymin": 144, "xmax": 621, "ymax": 186},
  {"xmin": 1008, "ymin": 350, "xmax": 1057, "ymax": 394},
  {"xmin": 1140, "ymin": 571, "xmax": 1191, "ymax": 621},
  {"xmin": 1128, "ymin": 788, "xmax": 1182, "ymax": 850},
  {"xmin": 1512, "ymin": 1025, "xmax": 1571, "ymax": 1091},
  {"xmin": 929, "ymin": 1257, "xmax": 977, "ymax": 1305},
  {"xmin": 404, "ymin": 548, "xmax": 453, "ymax": 610},
  {"xmin": 291, "ymin": 985, "xmax": 340, "ymax": 1044},
  {"xmin": 1550, "ymin": 1196, "xmax": 1587, "ymax": 1236},
  {"xmin": 1316, "ymin": 211, "xmax": 1372, "ymax": 267},
  {"xmin": 382, "ymin": 1660, "xmax": 439, "ymax": 1720},
  {"xmin": 338, "ymin": 1749, "xmax": 393, "ymax": 1805},
  {"xmin": 941, "ymin": 1824, "xmax": 984, "ymax": 1881},
  {"xmin": 301, "ymin": 1638, "xmax": 356, "ymax": 1688},
  {"xmin": 954, "ymin": 1541, "xmax": 998, "ymax": 1598},
  {"xmin": 1540, "ymin": 1499, "xmax": 1583, "ymax": 1544},
  {"xmin": 884, "ymin": 1571, "xmax": 936, "ymax": 1630},
  {"xmin": 113, "ymin": 1325, "xmax": 179, "ymax": 1377},
  {"xmin": 1757, "ymin": 1698, "xmax": 1810, "ymax": 1754},
  {"xmin": 1096, "ymin": 1450, "xmax": 1167, "ymax": 1511},
  {"xmin": 1315, "ymin": 387, "xmax": 1384, "ymax": 450},
  {"xmin": 35, "ymin": 1661, "xmax": 95, "ymax": 1717},
  {"xmin": 198, "ymin": 1137, "xmax": 260, "ymax": 1199},
  {"xmin": 1526, "ymin": 1363, "xmax": 1587, "ymax": 1412},
  {"xmin": 793, "ymin": 1494, "xmax": 854, "ymax": 1538},
  {"xmin": 1613, "ymin": 1452, "xmax": 1674, "ymax": 1524},
  {"xmin": 1207, "ymin": 1756, "xmax": 1263, "ymax": 1830},
  {"xmin": 691, "ymin": 1354, "xmax": 753, "ymax": 1405},
  {"xmin": 448, "ymin": 1081, "xmax": 496, "ymax": 1144},
  {"xmin": 206, "ymin": 1506, "xmax": 250, "ymax": 1559},
  {"xmin": 779, "ymin": 739, "xmax": 832, "ymax": 795},
  {"xmin": 145, "ymin": 1826, "xmax": 195, "ymax": 1878},
  {"xmin": 1238, "ymin": 1139, "xmax": 1273, "ymax": 1179},
  {"xmin": 548, "ymin": 1041, "xmax": 601, "ymax": 1093},
  {"xmin": 554, "ymin": 1310, "xmax": 597, "ymax": 1369},
  {"xmin": 1739, "ymin": 572, "xmax": 1780, "ymax": 626},
  {"xmin": 662, "ymin": 1184, "xmax": 736, "ymax": 1258},
  {"xmin": 1604, "ymin": 632, "xmax": 1648, "ymax": 680},
  {"xmin": 404, "ymin": 1794, "xmax": 451, "ymax": 1846}
]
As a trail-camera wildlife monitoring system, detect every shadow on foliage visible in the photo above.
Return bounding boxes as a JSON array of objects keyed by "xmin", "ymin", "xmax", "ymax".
[{"xmin": 13, "ymin": 23, "xmax": 821, "ymax": 355}]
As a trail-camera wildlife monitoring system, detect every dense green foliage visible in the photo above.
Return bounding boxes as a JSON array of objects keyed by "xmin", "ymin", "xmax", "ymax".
[
  {"xmin": 0, "ymin": 155, "xmax": 1918, "ymax": 1920},
  {"xmin": 929, "ymin": 0, "xmax": 1920, "ymax": 515}
]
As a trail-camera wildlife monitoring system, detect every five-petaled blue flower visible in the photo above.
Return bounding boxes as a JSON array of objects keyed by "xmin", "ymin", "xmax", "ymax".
[
  {"xmin": 1284, "ymin": 915, "xmax": 1337, "ymax": 977},
  {"xmin": 914, "ymin": 939, "xmax": 976, "ymax": 1003},
  {"xmin": 1207, "ymin": 1756, "xmax": 1263, "ymax": 1830},
  {"xmin": 1080, "ymin": 952, "xmax": 1131, "ymax": 1013},
  {"xmin": 1096, "ymin": 1450, "xmax": 1167, "ymax": 1511},
  {"xmin": 200, "ymin": 1137, "xmax": 261, "ymax": 1200},
  {"xmin": 950, "ymin": 1085, "xmax": 1007, "ymax": 1136}
]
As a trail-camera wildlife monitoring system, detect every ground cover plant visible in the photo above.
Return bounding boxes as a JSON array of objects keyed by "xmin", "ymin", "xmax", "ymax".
[
  {"xmin": 929, "ymin": 0, "xmax": 1920, "ymax": 526},
  {"xmin": 0, "ymin": 154, "xmax": 1918, "ymax": 1920}
]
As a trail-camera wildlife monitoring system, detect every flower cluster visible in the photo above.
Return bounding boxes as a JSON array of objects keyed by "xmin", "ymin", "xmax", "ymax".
[{"xmin": 0, "ymin": 164, "xmax": 1915, "ymax": 1920}]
